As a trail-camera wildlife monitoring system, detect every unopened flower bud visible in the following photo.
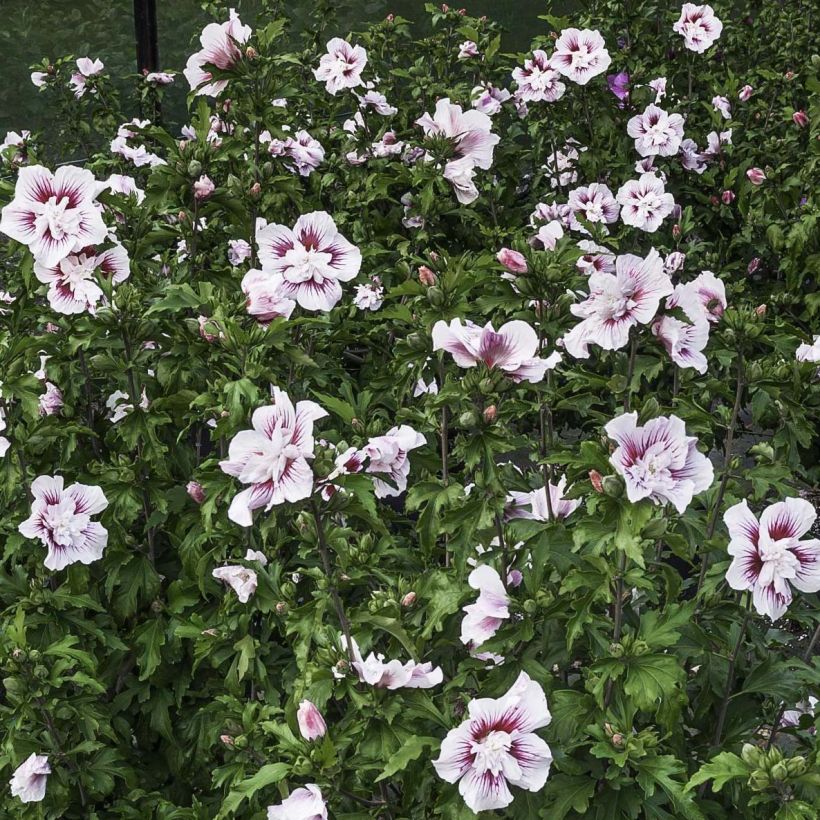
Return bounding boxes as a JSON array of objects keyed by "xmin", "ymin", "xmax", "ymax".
[
  {"xmin": 611, "ymin": 733, "xmax": 625, "ymax": 748},
  {"xmin": 746, "ymin": 167, "xmax": 766, "ymax": 185},
  {"xmin": 418, "ymin": 265, "xmax": 437, "ymax": 286},
  {"xmin": 220, "ymin": 734, "xmax": 235, "ymax": 747},
  {"xmin": 792, "ymin": 110, "xmax": 809, "ymax": 128},
  {"xmin": 770, "ymin": 761, "xmax": 789, "ymax": 782},
  {"xmin": 602, "ymin": 474, "xmax": 624, "ymax": 498},
  {"xmin": 747, "ymin": 257, "xmax": 761, "ymax": 274},
  {"xmin": 672, "ymin": 223, "xmax": 681, "ymax": 239},
  {"xmin": 784, "ymin": 70, "xmax": 795, "ymax": 80},
  {"xmin": 709, "ymin": 195, "xmax": 719, "ymax": 207},
  {"xmin": 296, "ymin": 700, "xmax": 327, "ymax": 741},
  {"xmin": 749, "ymin": 769, "xmax": 769, "ymax": 790},
  {"xmin": 496, "ymin": 248, "xmax": 528, "ymax": 273},
  {"xmin": 401, "ymin": 591, "xmax": 417, "ymax": 607},
  {"xmin": 721, "ymin": 189, "xmax": 735, "ymax": 204},
  {"xmin": 755, "ymin": 304, "xmax": 767, "ymax": 317},
  {"xmin": 786, "ymin": 756, "xmax": 807, "ymax": 777},
  {"xmin": 187, "ymin": 159, "xmax": 202, "ymax": 177},
  {"xmin": 589, "ymin": 470, "xmax": 604, "ymax": 493},
  {"xmin": 187, "ymin": 481, "xmax": 205, "ymax": 504},
  {"xmin": 178, "ymin": 139, "xmax": 189, "ymax": 151},
  {"xmin": 275, "ymin": 601, "xmax": 288, "ymax": 615},
  {"xmin": 483, "ymin": 404, "xmax": 497, "ymax": 423},
  {"xmin": 245, "ymin": 46, "xmax": 257, "ymax": 60},
  {"xmin": 250, "ymin": 181, "xmax": 262, "ymax": 200},
  {"xmin": 741, "ymin": 743, "xmax": 761, "ymax": 766}
]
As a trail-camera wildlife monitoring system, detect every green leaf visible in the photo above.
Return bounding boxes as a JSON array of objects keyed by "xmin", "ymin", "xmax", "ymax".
[
  {"xmin": 685, "ymin": 752, "xmax": 750, "ymax": 793},
  {"xmin": 217, "ymin": 763, "xmax": 291, "ymax": 817},
  {"xmin": 541, "ymin": 773, "xmax": 596, "ymax": 819},
  {"xmin": 133, "ymin": 618, "xmax": 166, "ymax": 681},
  {"xmin": 375, "ymin": 735, "xmax": 439, "ymax": 782},
  {"xmin": 623, "ymin": 654, "xmax": 684, "ymax": 710}
]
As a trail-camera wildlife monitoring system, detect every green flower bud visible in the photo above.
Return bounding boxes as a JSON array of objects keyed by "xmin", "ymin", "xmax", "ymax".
[
  {"xmin": 770, "ymin": 761, "xmax": 788, "ymax": 782},
  {"xmin": 187, "ymin": 159, "xmax": 203, "ymax": 178},
  {"xmin": 748, "ymin": 769, "xmax": 769, "ymax": 791},
  {"xmin": 427, "ymin": 286, "xmax": 444, "ymax": 306},
  {"xmin": 741, "ymin": 743, "xmax": 762, "ymax": 766},
  {"xmin": 459, "ymin": 409, "xmax": 479, "ymax": 428},
  {"xmin": 523, "ymin": 599, "xmax": 537, "ymax": 614},
  {"xmin": 602, "ymin": 475, "xmax": 625, "ymax": 498},
  {"xmin": 786, "ymin": 756, "xmax": 807, "ymax": 777}
]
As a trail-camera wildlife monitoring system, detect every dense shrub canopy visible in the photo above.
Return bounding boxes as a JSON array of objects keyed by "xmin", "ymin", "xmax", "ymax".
[{"xmin": 1, "ymin": 1, "xmax": 819, "ymax": 817}]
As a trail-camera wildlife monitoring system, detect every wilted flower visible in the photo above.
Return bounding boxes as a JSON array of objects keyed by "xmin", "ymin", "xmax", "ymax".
[
  {"xmin": 712, "ymin": 95, "xmax": 732, "ymax": 119},
  {"xmin": 18, "ymin": 475, "xmax": 109, "ymax": 570},
  {"xmin": 461, "ymin": 565, "xmax": 510, "ymax": 648},
  {"xmin": 724, "ymin": 498, "xmax": 820, "ymax": 620},
  {"xmin": 512, "ymin": 51, "xmax": 566, "ymax": 102},
  {"xmin": 193, "ymin": 174, "xmax": 215, "ymax": 200},
  {"xmin": 607, "ymin": 71, "xmax": 630, "ymax": 103},
  {"xmin": 605, "ymin": 412, "xmax": 714, "ymax": 513},
  {"xmin": 551, "ymin": 29, "xmax": 611, "ymax": 85},
  {"xmin": 314, "ymin": 38, "xmax": 367, "ymax": 94},
  {"xmin": 69, "ymin": 57, "xmax": 104, "ymax": 98},
  {"xmin": 738, "ymin": 84, "xmax": 753, "ymax": 101},
  {"xmin": 184, "ymin": 9, "xmax": 251, "ymax": 96},
  {"xmin": 256, "ymin": 211, "xmax": 361, "ymax": 312},
  {"xmin": 0, "ymin": 165, "xmax": 108, "ymax": 266},
  {"xmin": 280, "ymin": 130, "xmax": 325, "ymax": 176},
  {"xmin": 212, "ymin": 565, "xmax": 257, "ymax": 602},
  {"xmin": 673, "ymin": 4, "xmax": 723, "ymax": 53},
  {"xmin": 228, "ymin": 238, "xmax": 252, "ymax": 266},
  {"xmin": 38, "ymin": 382, "xmax": 63, "ymax": 416},
  {"xmin": 357, "ymin": 89, "xmax": 397, "ymax": 115},
  {"xmin": 796, "ymin": 336, "xmax": 820, "ymax": 363},
  {"xmin": 472, "ymin": 84, "xmax": 512, "ymax": 116},
  {"xmin": 343, "ymin": 636, "xmax": 443, "ymax": 689},
  {"xmin": 219, "ymin": 388, "xmax": 327, "ymax": 526},
  {"xmin": 187, "ymin": 481, "xmax": 205, "ymax": 504},
  {"xmin": 458, "ymin": 40, "xmax": 480, "ymax": 59},
  {"xmin": 297, "ymin": 700, "xmax": 327, "ymax": 741},
  {"xmin": 506, "ymin": 476, "xmax": 581, "ymax": 521},
  {"xmin": 563, "ymin": 248, "xmax": 672, "ymax": 358},
  {"xmin": 9, "ymin": 753, "xmax": 50, "ymax": 804},
  {"xmin": 145, "ymin": 71, "xmax": 175, "ymax": 85},
  {"xmin": 363, "ymin": 425, "xmax": 425, "ymax": 498},
  {"xmin": 616, "ymin": 173, "xmax": 676, "ymax": 232},
  {"xmin": 648, "ymin": 76, "xmax": 667, "ymax": 103},
  {"xmin": 627, "ymin": 105, "xmax": 685, "ymax": 157},
  {"xmin": 267, "ymin": 784, "xmax": 327, "ymax": 820},
  {"xmin": 433, "ymin": 672, "xmax": 552, "ymax": 813},
  {"xmin": 433, "ymin": 319, "xmax": 561, "ymax": 383},
  {"xmin": 353, "ymin": 282, "xmax": 384, "ymax": 311}
]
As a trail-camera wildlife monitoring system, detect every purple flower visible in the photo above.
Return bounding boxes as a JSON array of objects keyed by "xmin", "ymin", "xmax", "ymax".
[{"xmin": 606, "ymin": 71, "xmax": 630, "ymax": 103}]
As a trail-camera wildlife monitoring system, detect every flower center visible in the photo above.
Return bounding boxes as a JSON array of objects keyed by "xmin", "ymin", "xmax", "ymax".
[
  {"xmin": 471, "ymin": 730, "xmax": 513, "ymax": 775},
  {"xmin": 283, "ymin": 246, "xmax": 333, "ymax": 284},
  {"xmin": 570, "ymin": 46, "xmax": 594, "ymax": 69},
  {"xmin": 759, "ymin": 537, "xmax": 799, "ymax": 581},
  {"xmin": 44, "ymin": 499, "xmax": 88, "ymax": 547},
  {"xmin": 36, "ymin": 195, "xmax": 81, "ymax": 240}
]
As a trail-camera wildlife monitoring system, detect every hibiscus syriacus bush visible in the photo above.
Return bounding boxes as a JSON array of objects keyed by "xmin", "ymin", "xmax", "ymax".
[{"xmin": 1, "ymin": 1, "xmax": 819, "ymax": 817}]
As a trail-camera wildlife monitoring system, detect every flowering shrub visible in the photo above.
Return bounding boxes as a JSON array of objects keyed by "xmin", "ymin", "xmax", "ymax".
[{"xmin": 1, "ymin": 1, "xmax": 819, "ymax": 817}]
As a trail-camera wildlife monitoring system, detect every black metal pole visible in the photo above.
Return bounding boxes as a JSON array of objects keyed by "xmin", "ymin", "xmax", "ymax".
[{"xmin": 133, "ymin": 0, "xmax": 159, "ymax": 74}]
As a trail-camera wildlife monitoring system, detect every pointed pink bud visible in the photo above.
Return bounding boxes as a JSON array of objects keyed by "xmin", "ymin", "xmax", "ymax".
[
  {"xmin": 186, "ymin": 481, "xmax": 205, "ymax": 504},
  {"xmin": 746, "ymin": 167, "xmax": 766, "ymax": 185},
  {"xmin": 793, "ymin": 111, "xmax": 808, "ymax": 128},
  {"xmin": 297, "ymin": 700, "xmax": 327, "ymax": 741}
]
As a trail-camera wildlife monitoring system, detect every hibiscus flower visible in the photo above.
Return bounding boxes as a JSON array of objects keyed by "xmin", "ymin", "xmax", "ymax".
[
  {"xmin": 184, "ymin": 9, "xmax": 251, "ymax": 96},
  {"xmin": 433, "ymin": 319, "xmax": 561, "ymax": 383},
  {"xmin": 212, "ymin": 565, "xmax": 258, "ymax": 603},
  {"xmin": 313, "ymin": 38, "xmax": 367, "ymax": 94},
  {"xmin": 255, "ymin": 212, "xmax": 361, "ymax": 312},
  {"xmin": 511, "ymin": 50, "xmax": 566, "ymax": 102},
  {"xmin": 551, "ymin": 28, "xmax": 611, "ymax": 85},
  {"xmin": 724, "ymin": 498, "xmax": 820, "ymax": 621},
  {"xmin": 33, "ymin": 244, "xmax": 130, "ymax": 314},
  {"xmin": 0, "ymin": 165, "xmax": 108, "ymax": 266},
  {"xmin": 433, "ymin": 672, "xmax": 553, "ymax": 813},
  {"xmin": 673, "ymin": 4, "xmax": 723, "ymax": 53},
  {"xmin": 605, "ymin": 413, "xmax": 714, "ymax": 513},
  {"xmin": 563, "ymin": 248, "xmax": 673, "ymax": 358},
  {"xmin": 18, "ymin": 475, "xmax": 109, "ymax": 570},
  {"xmin": 506, "ymin": 476, "xmax": 581, "ymax": 521},
  {"xmin": 9, "ymin": 754, "xmax": 50, "ymax": 804},
  {"xmin": 219, "ymin": 388, "xmax": 328, "ymax": 526},
  {"xmin": 567, "ymin": 182, "xmax": 620, "ymax": 225},
  {"xmin": 626, "ymin": 104, "xmax": 685, "ymax": 157},
  {"xmin": 616, "ymin": 173, "xmax": 676, "ymax": 232}
]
